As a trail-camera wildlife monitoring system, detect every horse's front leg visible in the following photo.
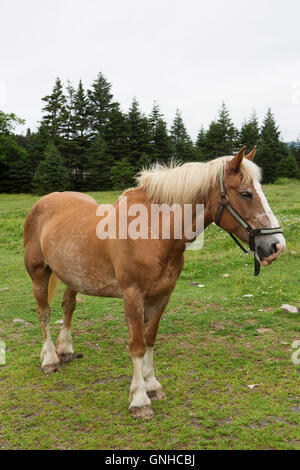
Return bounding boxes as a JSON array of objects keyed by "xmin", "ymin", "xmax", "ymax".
[
  {"xmin": 123, "ymin": 287, "xmax": 154, "ymax": 419},
  {"xmin": 143, "ymin": 295, "xmax": 171, "ymax": 400}
]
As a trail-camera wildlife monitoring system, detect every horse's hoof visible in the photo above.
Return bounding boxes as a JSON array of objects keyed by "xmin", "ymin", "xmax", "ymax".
[
  {"xmin": 129, "ymin": 405, "xmax": 155, "ymax": 420},
  {"xmin": 58, "ymin": 352, "xmax": 75, "ymax": 363},
  {"xmin": 147, "ymin": 388, "xmax": 166, "ymax": 401},
  {"xmin": 42, "ymin": 363, "xmax": 60, "ymax": 374}
]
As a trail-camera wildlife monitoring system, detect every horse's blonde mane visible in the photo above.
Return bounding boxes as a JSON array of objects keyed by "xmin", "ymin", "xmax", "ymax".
[{"xmin": 136, "ymin": 156, "xmax": 262, "ymax": 204}]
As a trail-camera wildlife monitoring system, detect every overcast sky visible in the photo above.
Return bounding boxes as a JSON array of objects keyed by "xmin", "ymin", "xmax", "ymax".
[{"xmin": 1, "ymin": 0, "xmax": 300, "ymax": 141}]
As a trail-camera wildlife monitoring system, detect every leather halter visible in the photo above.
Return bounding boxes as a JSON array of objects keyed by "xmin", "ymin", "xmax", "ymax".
[{"xmin": 215, "ymin": 165, "xmax": 283, "ymax": 276}]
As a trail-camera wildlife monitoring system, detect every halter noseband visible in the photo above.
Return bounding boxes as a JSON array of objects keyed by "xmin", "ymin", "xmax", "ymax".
[{"xmin": 215, "ymin": 164, "xmax": 283, "ymax": 276}]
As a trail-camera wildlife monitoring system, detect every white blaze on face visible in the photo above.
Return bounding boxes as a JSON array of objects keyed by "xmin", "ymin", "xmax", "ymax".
[{"xmin": 253, "ymin": 180, "xmax": 286, "ymax": 249}]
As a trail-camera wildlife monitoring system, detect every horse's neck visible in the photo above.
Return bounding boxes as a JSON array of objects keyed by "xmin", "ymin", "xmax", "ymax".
[{"xmin": 123, "ymin": 186, "xmax": 215, "ymax": 246}]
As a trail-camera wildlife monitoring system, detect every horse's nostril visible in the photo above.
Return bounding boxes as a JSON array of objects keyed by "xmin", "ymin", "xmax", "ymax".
[{"xmin": 271, "ymin": 243, "xmax": 278, "ymax": 254}]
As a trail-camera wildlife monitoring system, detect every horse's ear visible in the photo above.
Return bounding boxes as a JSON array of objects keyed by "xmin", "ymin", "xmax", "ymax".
[
  {"xmin": 229, "ymin": 146, "xmax": 246, "ymax": 172},
  {"xmin": 245, "ymin": 146, "xmax": 257, "ymax": 161}
]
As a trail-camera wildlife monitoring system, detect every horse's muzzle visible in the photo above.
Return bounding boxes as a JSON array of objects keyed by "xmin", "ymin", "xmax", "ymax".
[{"xmin": 255, "ymin": 233, "xmax": 286, "ymax": 266}]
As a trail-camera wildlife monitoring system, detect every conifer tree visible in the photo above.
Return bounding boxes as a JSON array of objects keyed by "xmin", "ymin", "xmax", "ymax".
[
  {"xmin": 127, "ymin": 98, "xmax": 153, "ymax": 168},
  {"xmin": 0, "ymin": 110, "xmax": 31, "ymax": 192},
  {"xmin": 23, "ymin": 125, "xmax": 52, "ymax": 178},
  {"xmin": 73, "ymin": 80, "xmax": 90, "ymax": 141},
  {"xmin": 194, "ymin": 127, "xmax": 208, "ymax": 161},
  {"xmin": 149, "ymin": 102, "xmax": 172, "ymax": 163},
  {"xmin": 239, "ymin": 111, "xmax": 260, "ymax": 151},
  {"xmin": 256, "ymin": 109, "xmax": 282, "ymax": 183},
  {"xmin": 0, "ymin": 135, "xmax": 31, "ymax": 192},
  {"xmin": 41, "ymin": 78, "xmax": 68, "ymax": 144},
  {"xmin": 110, "ymin": 157, "xmax": 135, "ymax": 189},
  {"xmin": 63, "ymin": 80, "xmax": 90, "ymax": 190},
  {"xmin": 170, "ymin": 109, "xmax": 194, "ymax": 161},
  {"xmin": 32, "ymin": 142, "xmax": 69, "ymax": 194},
  {"xmin": 87, "ymin": 72, "xmax": 114, "ymax": 137},
  {"xmin": 85, "ymin": 135, "xmax": 112, "ymax": 190},
  {"xmin": 278, "ymin": 154, "xmax": 300, "ymax": 179},
  {"xmin": 205, "ymin": 102, "xmax": 237, "ymax": 157},
  {"xmin": 104, "ymin": 103, "xmax": 130, "ymax": 163}
]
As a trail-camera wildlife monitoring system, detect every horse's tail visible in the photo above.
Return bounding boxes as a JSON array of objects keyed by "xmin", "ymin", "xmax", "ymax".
[{"xmin": 48, "ymin": 273, "xmax": 60, "ymax": 305}]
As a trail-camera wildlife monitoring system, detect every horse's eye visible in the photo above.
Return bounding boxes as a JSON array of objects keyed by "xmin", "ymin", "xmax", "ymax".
[{"xmin": 240, "ymin": 191, "xmax": 253, "ymax": 199}]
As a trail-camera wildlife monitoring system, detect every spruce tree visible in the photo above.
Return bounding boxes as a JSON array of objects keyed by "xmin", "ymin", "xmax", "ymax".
[
  {"xmin": 104, "ymin": 102, "xmax": 130, "ymax": 163},
  {"xmin": 239, "ymin": 111, "xmax": 260, "ymax": 151},
  {"xmin": 87, "ymin": 72, "xmax": 114, "ymax": 137},
  {"xmin": 256, "ymin": 109, "xmax": 282, "ymax": 183},
  {"xmin": 24, "ymin": 125, "xmax": 52, "ymax": 178},
  {"xmin": 127, "ymin": 98, "xmax": 153, "ymax": 169},
  {"xmin": 64, "ymin": 80, "xmax": 90, "ymax": 190},
  {"xmin": 194, "ymin": 127, "xmax": 208, "ymax": 161},
  {"xmin": 170, "ymin": 109, "xmax": 194, "ymax": 161},
  {"xmin": 41, "ymin": 78, "xmax": 68, "ymax": 144},
  {"xmin": 278, "ymin": 154, "xmax": 300, "ymax": 179},
  {"xmin": 149, "ymin": 102, "xmax": 172, "ymax": 163},
  {"xmin": 0, "ymin": 110, "xmax": 31, "ymax": 192},
  {"xmin": 85, "ymin": 135, "xmax": 112, "ymax": 191},
  {"xmin": 73, "ymin": 80, "xmax": 90, "ymax": 141},
  {"xmin": 32, "ymin": 142, "xmax": 69, "ymax": 194},
  {"xmin": 110, "ymin": 157, "xmax": 135, "ymax": 190},
  {"xmin": 0, "ymin": 135, "xmax": 31, "ymax": 193},
  {"xmin": 205, "ymin": 102, "xmax": 237, "ymax": 157}
]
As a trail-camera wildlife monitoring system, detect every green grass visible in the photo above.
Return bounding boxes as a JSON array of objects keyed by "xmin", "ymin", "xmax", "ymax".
[{"xmin": 0, "ymin": 182, "xmax": 300, "ymax": 450}]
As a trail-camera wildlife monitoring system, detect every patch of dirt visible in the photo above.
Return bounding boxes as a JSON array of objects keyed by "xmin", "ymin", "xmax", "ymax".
[
  {"xmin": 83, "ymin": 342, "xmax": 101, "ymax": 351},
  {"xmin": 210, "ymin": 321, "xmax": 225, "ymax": 331},
  {"xmin": 92, "ymin": 375, "xmax": 129, "ymax": 385},
  {"xmin": 256, "ymin": 328, "xmax": 273, "ymax": 334},
  {"xmin": 21, "ymin": 410, "xmax": 42, "ymax": 420},
  {"xmin": 216, "ymin": 416, "xmax": 233, "ymax": 425},
  {"xmin": 291, "ymin": 406, "xmax": 300, "ymax": 412},
  {"xmin": 246, "ymin": 415, "xmax": 295, "ymax": 429}
]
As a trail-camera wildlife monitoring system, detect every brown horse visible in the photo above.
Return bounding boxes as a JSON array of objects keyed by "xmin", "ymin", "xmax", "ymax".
[{"xmin": 23, "ymin": 147, "xmax": 285, "ymax": 419}]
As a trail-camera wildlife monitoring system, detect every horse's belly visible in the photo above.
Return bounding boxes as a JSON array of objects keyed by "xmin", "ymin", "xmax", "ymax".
[
  {"xmin": 42, "ymin": 238, "xmax": 123, "ymax": 298},
  {"xmin": 52, "ymin": 267, "xmax": 123, "ymax": 298}
]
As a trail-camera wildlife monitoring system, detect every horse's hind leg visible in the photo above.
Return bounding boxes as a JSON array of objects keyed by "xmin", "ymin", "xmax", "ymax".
[
  {"xmin": 32, "ymin": 267, "xmax": 60, "ymax": 373},
  {"xmin": 56, "ymin": 287, "xmax": 77, "ymax": 362}
]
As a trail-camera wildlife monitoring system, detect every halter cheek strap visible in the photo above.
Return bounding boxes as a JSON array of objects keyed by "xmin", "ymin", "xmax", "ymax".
[{"xmin": 215, "ymin": 165, "xmax": 283, "ymax": 276}]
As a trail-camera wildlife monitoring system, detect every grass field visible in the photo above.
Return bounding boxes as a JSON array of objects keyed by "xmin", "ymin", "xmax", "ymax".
[{"xmin": 0, "ymin": 182, "xmax": 300, "ymax": 450}]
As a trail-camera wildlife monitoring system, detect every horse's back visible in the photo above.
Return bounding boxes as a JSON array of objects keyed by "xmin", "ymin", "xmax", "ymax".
[{"xmin": 23, "ymin": 191, "xmax": 99, "ymax": 248}]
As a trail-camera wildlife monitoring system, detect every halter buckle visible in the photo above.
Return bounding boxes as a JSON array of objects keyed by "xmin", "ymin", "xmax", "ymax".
[{"xmin": 219, "ymin": 193, "xmax": 228, "ymax": 202}]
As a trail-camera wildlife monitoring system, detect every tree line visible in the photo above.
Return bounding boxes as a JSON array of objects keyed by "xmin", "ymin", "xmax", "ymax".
[{"xmin": 1, "ymin": 72, "xmax": 300, "ymax": 194}]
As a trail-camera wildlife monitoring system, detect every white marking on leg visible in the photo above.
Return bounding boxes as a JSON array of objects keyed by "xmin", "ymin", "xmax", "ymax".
[
  {"xmin": 56, "ymin": 327, "xmax": 73, "ymax": 356},
  {"xmin": 41, "ymin": 325, "xmax": 59, "ymax": 367},
  {"xmin": 143, "ymin": 346, "xmax": 162, "ymax": 392},
  {"xmin": 129, "ymin": 356, "xmax": 151, "ymax": 409}
]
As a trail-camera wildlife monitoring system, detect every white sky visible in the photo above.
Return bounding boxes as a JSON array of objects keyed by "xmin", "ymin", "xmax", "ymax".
[{"xmin": 1, "ymin": 0, "xmax": 300, "ymax": 141}]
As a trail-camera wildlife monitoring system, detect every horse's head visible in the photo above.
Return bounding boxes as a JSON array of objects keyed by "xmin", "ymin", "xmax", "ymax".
[{"xmin": 213, "ymin": 146, "xmax": 286, "ymax": 267}]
